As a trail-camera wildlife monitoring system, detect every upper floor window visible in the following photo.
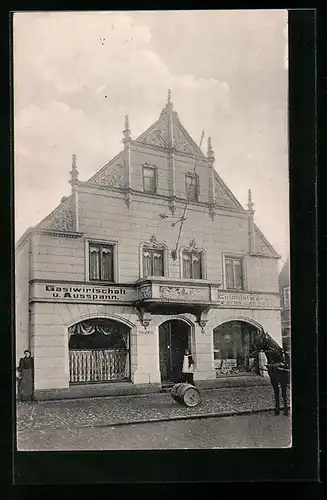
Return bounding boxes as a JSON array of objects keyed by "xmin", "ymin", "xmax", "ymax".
[
  {"xmin": 143, "ymin": 247, "xmax": 164, "ymax": 277},
  {"xmin": 185, "ymin": 173, "xmax": 199, "ymax": 202},
  {"xmin": 143, "ymin": 165, "xmax": 157, "ymax": 194},
  {"xmin": 89, "ymin": 243, "xmax": 114, "ymax": 282},
  {"xmin": 283, "ymin": 286, "xmax": 290, "ymax": 309},
  {"xmin": 225, "ymin": 256, "xmax": 243, "ymax": 290},
  {"xmin": 182, "ymin": 250, "xmax": 202, "ymax": 279}
]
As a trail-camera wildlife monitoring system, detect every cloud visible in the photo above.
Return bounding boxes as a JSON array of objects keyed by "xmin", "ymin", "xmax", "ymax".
[
  {"xmin": 13, "ymin": 11, "xmax": 232, "ymax": 241},
  {"xmin": 13, "ymin": 11, "xmax": 288, "ymax": 263}
]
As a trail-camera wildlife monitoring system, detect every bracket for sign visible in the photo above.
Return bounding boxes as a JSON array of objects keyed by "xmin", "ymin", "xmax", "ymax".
[{"xmin": 136, "ymin": 306, "xmax": 152, "ymax": 328}]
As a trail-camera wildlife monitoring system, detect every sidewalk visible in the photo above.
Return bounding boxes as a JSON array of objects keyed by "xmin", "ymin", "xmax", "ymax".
[{"xmin": 16, "ymin": 385, "xmax": 290, "ymax": 432}]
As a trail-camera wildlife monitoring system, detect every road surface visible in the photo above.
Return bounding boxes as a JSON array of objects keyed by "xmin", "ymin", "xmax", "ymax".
[{"xmin": 17, "ymin": 411, "xmax": 292, "ymax": 451}]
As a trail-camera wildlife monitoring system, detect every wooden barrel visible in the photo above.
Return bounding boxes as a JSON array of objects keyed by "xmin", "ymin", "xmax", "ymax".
[
  {"xmin": 171, "ymin": 383, "xmax": 184, "ymax": 401},
  {"xmin": 171, "ymin": 383, "xmax": 201, "ymax": 407}
]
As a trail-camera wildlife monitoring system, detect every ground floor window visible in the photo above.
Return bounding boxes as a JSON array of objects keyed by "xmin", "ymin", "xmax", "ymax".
[
  {"xmin": 68, "ymin": 319, "xmax": 130, "ymax": 384},
  {"xmin": 213, "ymin": 321, "xmax": 260, "ymax": 377}
]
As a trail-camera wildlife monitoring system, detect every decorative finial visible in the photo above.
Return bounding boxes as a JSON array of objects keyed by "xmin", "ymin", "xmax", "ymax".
[
  {"xmin": 168, "ymin": 89, "xmax": 171, "ymax": 104},
  {"xmin": 69, "ymin": 154, "xmax": 79, "ymax": 189},
  {"xmin": 123, "ymin": 114, "xmax": 131, "ymax": 142},
  {"xmin": 207, "ymin": 136, "xmax": 214, "ymax": 160},
  {"xmin": 190, "ymin": 238, "xmax": 197, "ymax": 249},
  {"xmin": 247, "ymin": 189, "xmax": 254, "ymax": 212}
]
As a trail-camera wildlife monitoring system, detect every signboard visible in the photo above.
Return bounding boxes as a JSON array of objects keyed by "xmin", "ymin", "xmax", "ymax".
[
  {"xmin": 139, "ymin": 329, "xmax": 155, "ymax": 335},
  {"xmin": 220, "ymin": 359, "xmax": 238, "ymax": 375},
  {"xmin": 217, "ymin": 292, "xmax": 278, "ymax": 309},
  {"xmin": 30, "ymin": 282, "xmax": 137, "ymax": 303}
]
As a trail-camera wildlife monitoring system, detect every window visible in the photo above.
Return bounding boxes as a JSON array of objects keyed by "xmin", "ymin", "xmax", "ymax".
[
  {"xmin": 182, "ymin": 250, "xmax": 202, "ymax": 279},
  {"xmin": 185, "ymin": 173, "xmax": 198, "ymax": 201},
  {"xmin": 283, "ymin": 286, "xmax": 290, "ymax": 309},
  {"xmin": 143, "ymin": 247, "xmax": 164, "ymax": 277},
  {"xmin": 143, "ymin": 165, "xmax": 157, "ymax": 194},
  {"xmin": 213, "ymin": 321, "xmax": 259, "ymax": 376},
  {"xmin": 89, "ymin": 243, "xmax": 114, "ymax": 281},
  {"xmin": 225, "ymin": 256, "xmax": 243, "ymax": 290}
]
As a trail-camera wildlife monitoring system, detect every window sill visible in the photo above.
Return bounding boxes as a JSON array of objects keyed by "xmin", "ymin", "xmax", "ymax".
[{"xmin": 88, "ymin": 280, "xmax": 117, "ymax": 285}]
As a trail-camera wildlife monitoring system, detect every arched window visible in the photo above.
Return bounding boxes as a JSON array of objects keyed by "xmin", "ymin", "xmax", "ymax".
[
  {"xmin": 68, "ymin": 319, "xmax": 130, "ymax": 384},
  {"xmin": 139, "ymin": 235, "xmax": 168, "ymax": 278},
  {"xmin": 213, "ymin": 321, "xmax": 261, "ymax": 377},
  {"xmin": 179, "ymin": 239, "xmax": 206, "ymax": 280}
]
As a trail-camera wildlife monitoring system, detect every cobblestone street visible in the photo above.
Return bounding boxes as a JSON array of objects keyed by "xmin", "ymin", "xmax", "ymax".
[
  {"xmin": 16, "ymin": 385, "xmax": 291, "ymax": 450},
  {"xmin": 17, "ymin": 412, "xmax": 292, "ymax": 450},
  {"xmin": 16, "ymin": 385, "xmax": 289, "ymax": 432}
]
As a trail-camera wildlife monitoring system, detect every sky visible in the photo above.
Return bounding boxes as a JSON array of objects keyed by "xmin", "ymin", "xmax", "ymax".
[{"xmin": 13, "ymin": 10, "xmax": 289, "ymax": 267}]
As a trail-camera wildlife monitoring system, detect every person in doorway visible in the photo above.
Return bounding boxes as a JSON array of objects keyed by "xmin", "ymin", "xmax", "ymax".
[
  {"xmin": 181, "ymin": 349, "xmax": 195, "ymax": 385},
  {"xmin": 17, "ymin": 350, "xmax": 34, "ymax": 402}
]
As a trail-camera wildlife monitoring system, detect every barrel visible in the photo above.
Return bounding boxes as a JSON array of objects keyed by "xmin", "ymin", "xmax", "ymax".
[{"xmin": 171, "ymin": 383, "xmax": 201, "ymax": 407}]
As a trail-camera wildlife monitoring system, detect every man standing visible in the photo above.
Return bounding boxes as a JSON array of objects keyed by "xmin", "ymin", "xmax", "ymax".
[{"xmin": 181, "ymin": 348, "xmax": 195, "ymax": 386}]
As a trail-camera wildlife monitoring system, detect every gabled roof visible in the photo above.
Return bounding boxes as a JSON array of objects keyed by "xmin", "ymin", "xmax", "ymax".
[
  {"xmin": 213, "ymin": 170, "xmax": 244, "ymax": 210},
  {"xmin": 37, "ymin": 195, "xmax": 74, "ymax": 232},
  {"xmin": 88, "ymin": 151, "xmax": 125, "ymax": 187},
  {"xmin": 253, "ymin": 223, "xmax": 280, "ymax": 258},
  {"xmin": 135, "ymin": 106, "xmax": 206, "ymax": 158}
]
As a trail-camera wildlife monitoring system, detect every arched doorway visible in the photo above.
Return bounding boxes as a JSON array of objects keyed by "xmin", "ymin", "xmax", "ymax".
[
  {"xmin": 159, "ymin": 319, "xmax": 191, "ymax": 384},
  {"xmin": 68, "ymin": 318, "xmax": 130, "ymax": 384},
  {"xmin": 213, "ymin": 321, "xmax": 261, "ymax": 377}
]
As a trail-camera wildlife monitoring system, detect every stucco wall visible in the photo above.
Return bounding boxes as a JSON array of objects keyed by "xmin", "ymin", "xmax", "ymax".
[
  {"xmin": 29, "ymin": 301, "xmax": 282, "ymax": 391},
  {"xmin": 29, "ymin": 186, "xmax": 279, "ymax": 294}
]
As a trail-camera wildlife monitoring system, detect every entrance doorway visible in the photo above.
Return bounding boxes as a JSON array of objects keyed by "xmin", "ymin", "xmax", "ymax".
[{"xmin": 159, "ymin": 320, "xmax": 190, "ymax": 383}]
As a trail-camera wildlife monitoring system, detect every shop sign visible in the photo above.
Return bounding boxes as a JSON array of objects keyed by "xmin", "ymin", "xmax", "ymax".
[
  {"xmin": 217, "ymin": 292, "xmax": 278, "ymax": 309},
  {"xmin": 31, "ymin": 282, "xmax": 137, "ymax": 303}
]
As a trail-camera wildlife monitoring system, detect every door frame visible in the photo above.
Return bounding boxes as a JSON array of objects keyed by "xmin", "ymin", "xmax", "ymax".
[{"xmin": 158, "ymin": 318, "xmax": 192, "ymax": 383}]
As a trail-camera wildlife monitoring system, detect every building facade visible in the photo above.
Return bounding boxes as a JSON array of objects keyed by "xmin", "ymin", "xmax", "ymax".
[
  {"xmin": 279, "ymin": 256, "xmax": 291, "ymax": 350},
  {"xmin": 15, "ymin": 95, "xmax": 282, "ymax": 399}
]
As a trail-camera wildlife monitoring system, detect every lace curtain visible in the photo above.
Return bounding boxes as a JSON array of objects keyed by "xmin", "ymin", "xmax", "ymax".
[
  {"xmin": 69, "ymin": 322, "xmax": 129, "ymax": 345},
  {"xmin": 183, "ymin": 251, "xmax": 201, "ymax": 279},
  {"xmin": 143, "ymin": 248, "xmax": 163, "ymax": 276},
  {"xmin": 89, "ymin": 245, "xmax": 113, "ymax": 281}
]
